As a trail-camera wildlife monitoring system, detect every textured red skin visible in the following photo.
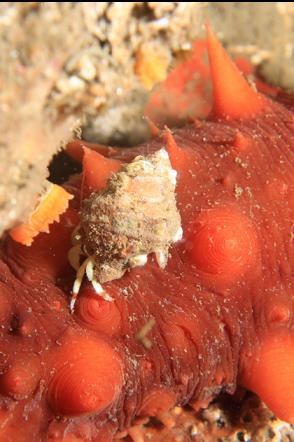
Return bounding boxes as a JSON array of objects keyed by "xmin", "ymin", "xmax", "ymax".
[{"xmin": 0, "ymin": 36, "xmax": 294, "ymax": 440}]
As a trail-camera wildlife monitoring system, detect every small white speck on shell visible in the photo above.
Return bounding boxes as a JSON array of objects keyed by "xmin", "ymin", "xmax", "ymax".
[
  {"xmin": 173, "ymin": 226, "xmax": 183, "ymax": 242},
  {"xmin": 129, "ymin": 254, "xmax": 148, "ymax": 267},
  {"xmin": 157, "ymin": 148, "xmax": 169, "ymax": 159},
  {"xmin": 169, "ymin": 169, "xmax": 177, "ymax": 185}
]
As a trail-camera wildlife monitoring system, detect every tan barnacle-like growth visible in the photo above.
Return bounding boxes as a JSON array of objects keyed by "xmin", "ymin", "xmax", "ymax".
[{"xmin": 69, "ymin": 148, "xmax": 182, "ymax": 310}]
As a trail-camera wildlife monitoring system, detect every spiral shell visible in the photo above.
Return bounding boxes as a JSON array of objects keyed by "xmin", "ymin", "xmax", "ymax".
[{"xmin": 81, "ymin": 149, "xmax": 182, "ymax": 283}]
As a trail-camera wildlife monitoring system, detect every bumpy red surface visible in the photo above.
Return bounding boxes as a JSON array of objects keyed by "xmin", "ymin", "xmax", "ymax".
[{"xmin": 0, "ymin": 31, "xmax": 293, "ymax": 441}]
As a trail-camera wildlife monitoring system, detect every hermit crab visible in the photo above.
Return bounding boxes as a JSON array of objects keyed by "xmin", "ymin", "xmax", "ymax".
[{"xmin": 68, "ymin": 148, "xmax": 183, "ymax": 310}]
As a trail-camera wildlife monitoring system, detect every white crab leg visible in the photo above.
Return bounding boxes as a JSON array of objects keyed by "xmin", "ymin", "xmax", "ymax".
[
  {"xmin": 85, "ymin": 257, "xmax": 94, "ymax": 281},
  {"xmin": 86, "ymin": 257, "xmax": 113, "ymax": 301},
  {"xmin": 69, "ymin": 293, "xmax": 78, "ymax": 313},
  {"xmin": 70, "ymin": 257, "xmax": 91, "ymax": 312},
  {"xmin": 92, "ymin": 280, "xmax": 114, "ymax": 302},
  {"xmin": 155, "ymin": 249, "xmax": 168, "ymax": 268}
]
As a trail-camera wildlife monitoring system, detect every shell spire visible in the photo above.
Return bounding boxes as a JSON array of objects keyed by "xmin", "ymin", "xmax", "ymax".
[{"xmin": 206, "ymin": 24, "xmax": 266, "ymax": 119}]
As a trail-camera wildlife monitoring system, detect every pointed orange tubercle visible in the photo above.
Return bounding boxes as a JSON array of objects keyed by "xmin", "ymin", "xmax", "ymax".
[
  {"xmin": 82, "ymin": 147, "xmax": 123, "ymax": 192},
  {"xmin": 241, "ymin": 332, "xmax": 294, "ymax": 423},
  {"xmin": 163, "ymin": 126, "xmax": 190, "ymax": 171},
  {"xmin": 206, "ymin": 24, "xmax": 266, "ymax": 119},
  {"xmin": 144, "ymin": 116, "xmax": 161, "ymax": 137}
]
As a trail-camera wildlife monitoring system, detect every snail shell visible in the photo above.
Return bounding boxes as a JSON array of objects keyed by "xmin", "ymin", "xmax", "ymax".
[{"xmin": 81, "ymin": 149, "xmax": 182, "ymax": 283}]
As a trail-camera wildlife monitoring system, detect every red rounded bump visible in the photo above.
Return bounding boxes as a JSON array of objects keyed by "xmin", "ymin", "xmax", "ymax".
[
  {"xmin": 233, "ymin": 131, "xmax": 252, "ymax": 152},
  {"xmin": 140, "ymin": 359, "xmax": 154, "ymax": 372},
  {"xmin": 0, "ymin": 354, "xmax": 41, "ymax": 400},
  {"xmin": 186, "ymin": 207, "xmax": 259, "ymax": 285},
  {"xmin": 82, "ymin": 147, "xmax": 123, "ymax": 193},
  {"xmin": 268, "ymin": 304, "xmax": 290, "ymax": 324},
  {"xmin": 19, "ymin": 318, "xmax": 36, "ymax": 337},
  {"xmin": 214, "ymin": 368, "xmax": 225, "ymax": 386},
  {"xmin": 194, "ymin": 118, "xmax": 204, "ymax": 128},
  {"xmin": 161, "ymin": 321, "xmax": 190, "ymax": 355},
  {"xmin": 75, "ymin": 285, "xmax": 121, "ymax": 336},
  {"xmin": 191, "ymin": 396, "xmax": 213, "ymax": 411},
  {"xmin": 206, "ymin": 25, "xmax": 266, "ymax": 119},
  {"xmin": 220, "ymin": 173, "xmax": 235, "ymax": 190},
  {"xmin": 48, "ymin": 334, "xmax": 123, "ymax": 416},
  {"xmin": 241, "ymin": 332, "xmax": 294, "ymax": 423},
  {"xmin": 139, "ymin": 389, "xmax": 176, "ymax": 417}
]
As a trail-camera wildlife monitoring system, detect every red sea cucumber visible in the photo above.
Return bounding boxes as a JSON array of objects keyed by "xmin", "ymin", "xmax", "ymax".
[{"xmin": 0, "ymin": 29, "xmax": 293, "ymax": 441}]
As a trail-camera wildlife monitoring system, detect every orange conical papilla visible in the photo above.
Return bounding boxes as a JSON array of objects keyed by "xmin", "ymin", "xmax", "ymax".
[
  {"xmin": 164, "ymin": 127, "xmax": 185, "ymax": 167},
  {"xmin": 206, "ymin": 24, "xmax": 266, "ymax": 119},
  {"xmin": 241, "ymin": 332, "xmax": 294, "ymax": 423},
  {"xmin": 82, "ymin": 147, "xmax": 123, "ymax": 193}
]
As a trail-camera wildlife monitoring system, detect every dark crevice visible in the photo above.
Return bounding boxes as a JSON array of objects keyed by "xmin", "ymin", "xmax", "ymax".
[
  {"xmin": 131, "ymin": 3, "xmax": 156, "ymax": 21},
  {"xmin": 48, "ymin": 151, "xmax": 82, "ymax": 184}
]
